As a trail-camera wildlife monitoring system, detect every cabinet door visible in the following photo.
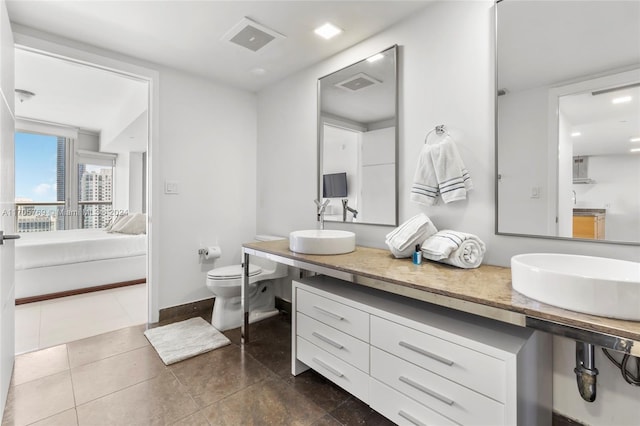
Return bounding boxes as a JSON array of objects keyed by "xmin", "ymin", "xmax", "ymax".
[{"xmin": 573, "ymin": 216, "xmax": 596, "ymax": 239}]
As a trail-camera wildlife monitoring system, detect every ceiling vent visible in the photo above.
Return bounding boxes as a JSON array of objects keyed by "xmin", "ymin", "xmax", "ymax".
[
  {"xmin": 222, "ymin": 17, "xmax": 285, "ymax": 52},
  {"xmin": 335, "ymin": 73, "xmax": 382, "ymax": 92}
]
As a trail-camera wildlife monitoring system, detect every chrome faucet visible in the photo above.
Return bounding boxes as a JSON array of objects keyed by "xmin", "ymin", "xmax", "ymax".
[
  {"xmin": 314, "ymin": 199, "xmax": 330, "ymax": 229},
  {"xmin": 341, "ymin": 199, "xmax": 358, "ymax": 222}
]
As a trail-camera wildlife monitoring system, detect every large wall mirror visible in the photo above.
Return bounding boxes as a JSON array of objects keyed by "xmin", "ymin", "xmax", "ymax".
[
  {"xmin": 318, "ymin": 45, "xmax": 398, "ymax": 226},
  {"xmin": 496, "ymin": 1, "xmax": 640, "ymax": 244}
]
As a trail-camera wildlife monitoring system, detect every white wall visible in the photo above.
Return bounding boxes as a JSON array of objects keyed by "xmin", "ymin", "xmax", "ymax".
[
  {"xmin": 360, "ymin": 126, "xmax": 395, "ymax": 224},
  {"xmin": 158, "ymin": 68, "xmax": 257, "ymax": 308},
  {"xmin": 497, "ymin": 86, "xmax": 550, "ymax": 235},
  {"xmin": 256, "ymin": 2, "xmax": 640, "ymax": 425}
]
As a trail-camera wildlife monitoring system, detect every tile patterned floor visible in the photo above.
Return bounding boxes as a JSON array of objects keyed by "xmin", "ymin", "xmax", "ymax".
[
  {"xmin": 3, "ymin": 313, "xmax": 394, "ymax": 426},
  {"xmin": 15, "ymin": 284, "xmax": 147, "ymax": 354}
]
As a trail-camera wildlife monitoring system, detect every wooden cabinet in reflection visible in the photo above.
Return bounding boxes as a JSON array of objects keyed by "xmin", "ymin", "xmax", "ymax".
[{"xmin": 573, "ymin": 212, "xmax": 605, "ymax": 240}]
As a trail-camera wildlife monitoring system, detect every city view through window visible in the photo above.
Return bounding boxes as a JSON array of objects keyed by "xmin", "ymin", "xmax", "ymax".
[{"xmin": 15, "ymin": 132, "xmax": 113, "ymax": 232}]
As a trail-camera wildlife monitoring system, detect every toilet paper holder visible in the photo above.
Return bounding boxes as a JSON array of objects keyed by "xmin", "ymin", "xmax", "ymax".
[{"xmin": 198, "ymin": 246, "xmax": 222, "ymax": 260}]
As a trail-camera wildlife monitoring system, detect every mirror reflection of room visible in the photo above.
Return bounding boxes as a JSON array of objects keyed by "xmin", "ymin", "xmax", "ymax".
[
  {"xmin": 496, "ymin": 0, "xmax": 640, "ymax": 244},
  {"xmin": 319, "ymin": 46, "xmax": 397, "ymax": 226}
]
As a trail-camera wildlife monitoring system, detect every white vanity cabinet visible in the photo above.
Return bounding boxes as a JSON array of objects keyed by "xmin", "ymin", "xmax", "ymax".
[{"xmin": 292, "ymin": 276, "xmax": 551, "ymax": 426}]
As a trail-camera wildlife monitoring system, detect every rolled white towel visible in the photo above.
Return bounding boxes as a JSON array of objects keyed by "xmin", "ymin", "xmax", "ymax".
[
  {"xmin": 385, "ymin": 213, "xmax": 438, "ymax": 258},
  {"xmin": 421, "ymin": 230, "xmax": 485, "ymax": 269}
]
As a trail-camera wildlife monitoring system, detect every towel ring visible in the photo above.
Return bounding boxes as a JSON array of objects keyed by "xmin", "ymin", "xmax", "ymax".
[{"xmin": 424, "ymin": 124, "xmax": 450, "ymax": 145}]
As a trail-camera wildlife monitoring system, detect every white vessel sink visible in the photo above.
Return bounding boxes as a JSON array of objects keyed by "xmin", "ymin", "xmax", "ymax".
[
  {"xmin": 289, "ymin": 230, "xmax": 356, "ymax": 255},
  {"xmin": 511, "ymin": 253, "xmax": 640, "ymax": 320}
]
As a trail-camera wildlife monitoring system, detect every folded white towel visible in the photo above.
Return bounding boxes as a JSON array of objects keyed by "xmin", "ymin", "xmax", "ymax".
[
  {"xmin": 385, "ymin": 213, "xmax": 438, "ymax": 258},
  {"xmin": 410, "ymin": 137, "xmax": 472, "ymax": 205},
  {"xmin": 421, "ymin": 230, "xmax": 485, "ymax": 269}
]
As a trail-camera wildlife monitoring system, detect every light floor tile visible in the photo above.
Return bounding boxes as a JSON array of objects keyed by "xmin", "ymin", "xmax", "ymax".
[
  {"xmin": 16, "ymin": 285, "xmax": 148, "ymax": 354},
  {"xmin": 13, "ymin": 344, "xmax": 69, "ymax": 386},
  {"xmin": 30, "ymin": 409, "xmax": 78, "ymax": 426},
  {"xmin": 2, "ymin": 371, "xmax": 75, "ymax": 426},
  {"xmin": 39, "ymin": 314, "xmax": 134, "ymax": 349}
]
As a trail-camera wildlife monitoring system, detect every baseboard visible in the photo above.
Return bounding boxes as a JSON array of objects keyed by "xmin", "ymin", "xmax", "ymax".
[
  {"xmin": 553, "ymin": 412, "xmax": 587, "ymax": 426},
  {"xmin": 15, "ymin": 278, "xmax": 146, "ymax": 305},
  {"xmin": 159, "ymin": 297, "xmax": 215, "ymax": 323}
]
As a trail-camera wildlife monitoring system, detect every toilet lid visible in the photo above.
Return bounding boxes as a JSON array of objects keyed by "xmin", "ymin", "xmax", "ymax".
[{"xmin": 207, "ymin": 264, "xmax": 262, "ymax": 280}]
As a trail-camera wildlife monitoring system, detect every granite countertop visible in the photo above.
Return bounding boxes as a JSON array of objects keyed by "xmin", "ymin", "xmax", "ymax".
[
  {"xmin": 573, "ymin": 208, "xmax": 606, "ymax": 217},
  {"xmin": 243, "ymin": 239, "xmax": 640, "ymax": 342}
]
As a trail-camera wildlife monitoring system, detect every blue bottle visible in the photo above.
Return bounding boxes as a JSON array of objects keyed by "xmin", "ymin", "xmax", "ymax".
[{"xmin": 412, "ymin": 244, "xmax": 422, "ymax": 265}]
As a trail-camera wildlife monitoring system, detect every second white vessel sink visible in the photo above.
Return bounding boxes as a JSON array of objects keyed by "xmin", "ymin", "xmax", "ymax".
[
  {"xmin": 511, "ymin": 253, "xmax": 640, "ymax": 321},
  {"xmin": 289, "ymin": 229, "xmax": 356, "ymax": 255}
]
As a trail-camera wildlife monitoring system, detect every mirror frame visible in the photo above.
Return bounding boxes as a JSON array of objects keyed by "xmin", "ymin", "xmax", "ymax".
[
  {"xmin": 494, "ymin": 1, "xmax": 640, "ymax": 246},
  {"xmin": 317, "ymin": 45, "xmax": 399, "ymax": 227}
]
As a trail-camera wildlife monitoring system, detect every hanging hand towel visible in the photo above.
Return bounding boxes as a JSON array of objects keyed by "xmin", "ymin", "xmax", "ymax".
[
  {"xmin": 430, "ymin": 138, "xmax": 473, "ymax": 204},
  {"xmin": 385, "ymin": 213, "xmax": 438, "ymax": 258},
  {"xmin": 410, "ymin": 144, "xmax": 439, "ymax": 206},
  {"xmin": 421, "ymin": 230, "xmax": 485, "ymax": 269}
]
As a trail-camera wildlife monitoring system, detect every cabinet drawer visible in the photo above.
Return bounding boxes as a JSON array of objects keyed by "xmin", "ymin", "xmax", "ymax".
[
  {"xmin": 297, "ymin": 312, "xmax": 369, "ymax": 372},
  {"xmin": 297, "ymin": 288, "xmax": 369, "ymax": 342},
  {"xmin": 297, "ymin": 336, "xmax": 369, "ymax": 403},
  {"xmin": 371, "ymin": 315, "xmax": 506, "ymax": 402},
  {"xmin": 371, "ymin": 348, "xmax": 504, "ymax": 426},
  {"xmin": 370, "ymin": 378, "xmax": 458, "ymax": 426}
]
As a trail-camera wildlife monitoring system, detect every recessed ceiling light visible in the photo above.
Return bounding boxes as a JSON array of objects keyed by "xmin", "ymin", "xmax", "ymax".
[
  {"xmin": 630, "ymin": 137, "xmax": 640, "ymax": 142},
  {"xmin": 314, "ymin": 23, "xmax": 342, "ymax": 40},
  {"xmin": 612, "ymin": 96, "xmax": 632, "ymax": 104},
  {"xmin": 630, "ymin": 148, "xmax": 640, "ymax": 153},
  {"xmin": 367, "ymin": 53, "xmax": 384, "ymax": 63},
  {"xmin": 571, "ymin": 132, "xmax": 581, "ymax": 137}
]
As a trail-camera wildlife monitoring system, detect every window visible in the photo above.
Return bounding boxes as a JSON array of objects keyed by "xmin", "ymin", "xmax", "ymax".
[
  {"xmin": 15, "ymin": 132, "xmax": 116, "ymax": 232},
  {"xmin": 15, "ymin": 132, "xmax": 66, "ymax": 232},
  {"xmin": 78, "ymin": 162, "xmax": 114, "ymax": 229}
]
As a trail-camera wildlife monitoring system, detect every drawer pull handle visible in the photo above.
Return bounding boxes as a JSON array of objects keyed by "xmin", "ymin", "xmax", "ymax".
[
  {"xmin": 398, "ymin": 410, "xmax": 426, "ymax": 426},
  {"xmin": 312, "ymin": 332, "xmax": 344, "ymax": 349},
  {"xmin": 399, "ymin": 376, "xmax": 455, "ymax": 406},
  {"xmin": 399, "ymin": 341, "xmax": 454, "ymax": 366},
  {"xmin": 312, "ymin": 357, "xmax": 344, "ymax": 378},
  {"xmin": 313, "ymin": 305, "xmax": 344, "ymax": 321}
]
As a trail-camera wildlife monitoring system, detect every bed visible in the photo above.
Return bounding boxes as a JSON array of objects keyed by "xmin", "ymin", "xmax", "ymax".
[{"xmin": 15, "ymin": 228, "xmax": 147, "ymax": 302}]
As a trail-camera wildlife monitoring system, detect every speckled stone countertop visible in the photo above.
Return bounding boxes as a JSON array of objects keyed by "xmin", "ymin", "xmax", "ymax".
[{"xmin": 243, "ymin": 239, "xmax": 640, "ymax": 342}]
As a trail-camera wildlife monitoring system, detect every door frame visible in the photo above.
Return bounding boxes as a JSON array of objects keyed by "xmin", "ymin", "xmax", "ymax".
[{"xmin": 13, "ymin": 29, "xmax": 161, "ymax": 322}]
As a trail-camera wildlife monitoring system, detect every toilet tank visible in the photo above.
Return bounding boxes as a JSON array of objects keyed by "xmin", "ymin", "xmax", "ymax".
[{"xmin": 250, "ymin": 235, "xmax": 288, "ymax": 277}]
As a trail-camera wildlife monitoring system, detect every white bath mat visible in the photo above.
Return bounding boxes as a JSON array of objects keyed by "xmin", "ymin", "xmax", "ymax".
[{"xmin": 144, "ymin": 317, "xmax": 231, "ymax": 365}]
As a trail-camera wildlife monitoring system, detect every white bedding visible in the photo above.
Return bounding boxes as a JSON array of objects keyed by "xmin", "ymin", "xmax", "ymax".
[{"xmin": 15, "ymin": 229, "xmax": 147, "ymax": 270}]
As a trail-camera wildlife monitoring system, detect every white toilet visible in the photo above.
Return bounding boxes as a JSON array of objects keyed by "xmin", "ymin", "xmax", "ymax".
[{"xmin": 206, "ymin": 235, "xmax": 288, "ymax": 331}]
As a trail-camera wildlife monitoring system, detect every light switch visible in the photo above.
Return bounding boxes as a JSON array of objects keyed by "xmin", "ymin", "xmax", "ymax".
[
  {"xmin": 165, "ymin": 181, "xmax": 179, "ymax": 194},
  {"xmin": 531, "ymin": 187, "xmax": 540, "ymax": 199}
]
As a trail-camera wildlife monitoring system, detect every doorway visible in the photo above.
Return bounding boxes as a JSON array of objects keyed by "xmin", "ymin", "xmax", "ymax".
[{"xmin": 13, "ymin": 46, "xmax": 152, "ymax": 353}]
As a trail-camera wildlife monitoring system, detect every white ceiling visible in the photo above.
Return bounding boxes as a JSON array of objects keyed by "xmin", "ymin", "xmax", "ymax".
[
  {"xmin": 7, "ymin": 1, "xmax": 433, "ymax": 93},
  {"xmin": 15, "ymin": 48, "xmax": 148, "ymax": 137}
]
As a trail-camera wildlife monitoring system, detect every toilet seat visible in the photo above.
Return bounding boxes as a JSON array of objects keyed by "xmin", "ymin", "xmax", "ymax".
[{"xmin": 207, "ymin": 264, "xmax": 262, "ymax": 280}]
